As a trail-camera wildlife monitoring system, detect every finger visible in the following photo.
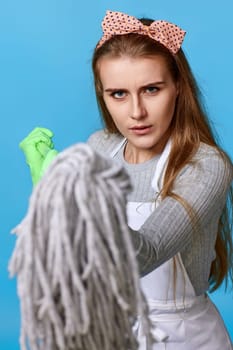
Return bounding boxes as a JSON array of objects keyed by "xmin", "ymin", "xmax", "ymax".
[
  {"xmin": 29, "ymin": 127, "xmax": 53, "ymax": 139},
  {"xmin": 20, "ymin": 134, "xmax": 54, "ymax": 150},
  {"xmin": 34, "ymin": 127, "xmax": 54, "ymax": 138},
  {"xmin": 20, "ymin": 127, "xmax": 54, "ymax": 147},
  {"xmin": 36, "ymin": 141, "xmax": 53, "ymax": 157}
]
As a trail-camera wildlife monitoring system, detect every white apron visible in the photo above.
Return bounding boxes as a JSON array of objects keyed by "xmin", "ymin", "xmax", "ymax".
[{"xmin": 110, "ymin": 139, "xmax": 232, "ymax": 350}]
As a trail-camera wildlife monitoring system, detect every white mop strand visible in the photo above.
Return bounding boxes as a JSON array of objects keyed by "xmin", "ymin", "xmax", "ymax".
[{"xmin": 9, "ymin": 143, "xmax": 152, "ymax": 350}]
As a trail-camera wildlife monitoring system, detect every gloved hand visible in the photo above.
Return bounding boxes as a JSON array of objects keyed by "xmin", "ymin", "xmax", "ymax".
[{"xmin": 19, "ymin": 127, "xmax": 58, "ymax": 185}]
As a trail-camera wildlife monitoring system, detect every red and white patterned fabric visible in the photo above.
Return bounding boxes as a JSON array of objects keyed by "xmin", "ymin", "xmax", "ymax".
[{"xmin": 97, "ymin": 10, "xmax": 186, "ymax": 54}]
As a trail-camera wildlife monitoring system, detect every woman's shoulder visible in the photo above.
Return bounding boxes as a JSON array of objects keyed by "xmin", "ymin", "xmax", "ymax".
[
  {"xmin": 195, "ymin": 143, "xmax": 232, "ymax": 168},
  {"xmin": 87, "ymin": 129, "xmax": 124, "ymax": 156},
  {"xmin": 185, "ymin": 142, "xmax": 233, "ymax": 184}
]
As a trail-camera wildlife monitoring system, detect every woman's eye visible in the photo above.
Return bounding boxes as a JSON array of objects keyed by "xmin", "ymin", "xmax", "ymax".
[
  {"xmin": 111, "ymin": 91, "xmax": 126, "ymax": 99},
  {"xmin": 145, "ymin": 86, "xmax": 158, "ymax": 94}
]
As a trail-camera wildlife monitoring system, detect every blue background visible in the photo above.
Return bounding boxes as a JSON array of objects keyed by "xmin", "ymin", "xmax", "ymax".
[{"xmin": 0, "ymin": 1, "xmax": 232, "ymax": 348}]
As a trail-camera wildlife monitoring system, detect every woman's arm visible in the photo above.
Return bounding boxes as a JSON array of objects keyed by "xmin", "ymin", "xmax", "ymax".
[{"xmin": 130, "ymin": 148, "xmax": 233, "ymax": 276}]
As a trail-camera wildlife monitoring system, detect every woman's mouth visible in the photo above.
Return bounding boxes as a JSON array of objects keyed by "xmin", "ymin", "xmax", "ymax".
[{"xmin": 129, "ymin": 125, "xmax": 152, "ymax": 135}]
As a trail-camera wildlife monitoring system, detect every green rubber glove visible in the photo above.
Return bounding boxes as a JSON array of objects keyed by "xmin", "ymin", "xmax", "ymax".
[{"xmin": 19, "ymin": 127, "xmax": 58, "ymax": 185}]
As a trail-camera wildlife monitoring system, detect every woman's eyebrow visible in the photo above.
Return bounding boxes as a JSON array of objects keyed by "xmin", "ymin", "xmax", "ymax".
[
  {"xmin": 104, "ymin": 81, "xmax": 166, "ymax": 92},
  {"xmin": 141, "ymin": 81, "xmax": 166, "ymax": 87},
  {"xmin": 104, "ymin": 87, "xmax": 126, "ymax": 92}
]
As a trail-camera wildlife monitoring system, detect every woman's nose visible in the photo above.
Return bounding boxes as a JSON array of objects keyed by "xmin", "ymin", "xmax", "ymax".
[{"xmin": 130, "ymin": 96, "xmax": 146, "ymax": 120}]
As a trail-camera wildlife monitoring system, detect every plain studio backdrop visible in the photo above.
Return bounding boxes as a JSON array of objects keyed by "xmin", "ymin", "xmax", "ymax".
[{"xmin": 0, "ymin": 1, "xmax": 232, "ymax": 348}]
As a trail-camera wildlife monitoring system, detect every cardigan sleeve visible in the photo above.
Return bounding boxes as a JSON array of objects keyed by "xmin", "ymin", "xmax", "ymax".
[{"xmin": 130, "ymin": 149, "xmax": 233, "ymax": 277}]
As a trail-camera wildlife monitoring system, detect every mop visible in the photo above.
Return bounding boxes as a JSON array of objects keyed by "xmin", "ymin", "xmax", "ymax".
[{"xmin": 9, "ymin": 143, "xmax": 152, "ymax": 350}]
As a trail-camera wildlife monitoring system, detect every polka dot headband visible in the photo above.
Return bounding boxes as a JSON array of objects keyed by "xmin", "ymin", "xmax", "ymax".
[{"xmin": 97, "ymin": 10, "xmax": 186, "ymax": 55}]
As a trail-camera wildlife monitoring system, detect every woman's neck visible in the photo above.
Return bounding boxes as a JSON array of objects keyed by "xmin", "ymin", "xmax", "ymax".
[{"xmin": 124, "ymin": 141, "xmax": 165, "ymax": 164}]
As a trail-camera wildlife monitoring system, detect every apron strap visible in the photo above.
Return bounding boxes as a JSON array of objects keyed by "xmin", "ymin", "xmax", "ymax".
[
  {"xmin": 110, "ymin": 138, "xmax": 127, "ymax": 158},
  {"xmin": 151, "ymin": 139, "xmax": 172, "ymax": 193}
]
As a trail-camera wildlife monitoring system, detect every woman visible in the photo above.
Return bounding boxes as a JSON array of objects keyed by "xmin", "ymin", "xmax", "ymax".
[{"xmin": 20, "ymin": 10, "xmax": 233, "ymax": 349}]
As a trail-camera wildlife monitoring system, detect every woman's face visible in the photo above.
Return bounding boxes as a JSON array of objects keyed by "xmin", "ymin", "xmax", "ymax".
[{"xmin": 98, "ymin": 55, "xmax": 179, "ymax": 163}]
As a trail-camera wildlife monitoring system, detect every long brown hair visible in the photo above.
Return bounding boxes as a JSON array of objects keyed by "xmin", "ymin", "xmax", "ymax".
[{"xmin": 92, "ymin": 19, "xmax": 233, "ymax": 292}]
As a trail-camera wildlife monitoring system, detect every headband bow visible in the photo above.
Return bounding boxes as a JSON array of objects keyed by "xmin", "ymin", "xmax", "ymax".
[{"xmin": 97, "ymin": 10, "xmax": 186, "ymax": 54}]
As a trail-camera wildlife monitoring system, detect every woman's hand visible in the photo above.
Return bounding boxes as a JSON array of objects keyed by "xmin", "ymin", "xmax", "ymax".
[{"xmin": 19, "ymin": 127, "xmax": 58, "ymax": 185}]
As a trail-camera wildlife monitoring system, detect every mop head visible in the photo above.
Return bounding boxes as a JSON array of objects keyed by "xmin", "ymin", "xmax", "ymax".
[{"xmin": 9, "ymin": 143, "xmax": 152, "ymax": 350}]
